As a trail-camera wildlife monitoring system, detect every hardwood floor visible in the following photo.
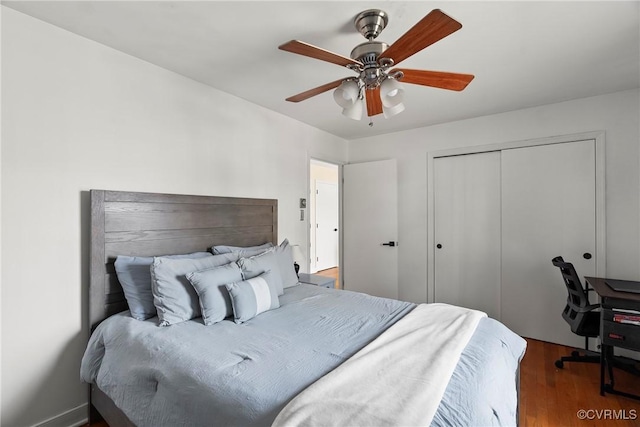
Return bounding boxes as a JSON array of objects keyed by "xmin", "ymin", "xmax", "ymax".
[
  {"xmin": 315, "ymin": 267, "xmax": 339, "ymax": 288},
  {"xmin": 85, "ymin": 337, "xmax": 640, "ymax": 427},
  {"xmin": 520, "ymin": 339, "xmax": 640, "ymax": 426}
]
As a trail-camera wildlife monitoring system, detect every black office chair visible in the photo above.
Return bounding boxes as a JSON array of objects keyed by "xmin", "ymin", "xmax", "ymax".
[{"xmin": 552, "ymin": 256, "xmax": 601, "ymax": 368}]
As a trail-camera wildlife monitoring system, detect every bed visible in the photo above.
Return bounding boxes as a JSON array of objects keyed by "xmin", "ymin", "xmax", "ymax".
[{"xmin": 83, "ymin": 189, "xmax": 526, "ymax": 426}]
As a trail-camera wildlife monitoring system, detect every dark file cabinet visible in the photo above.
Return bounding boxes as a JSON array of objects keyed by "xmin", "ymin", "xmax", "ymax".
[
  {"xmin": 585, "ymin": 277, "xmax": 640, "ymax": 401},
  {"xmin": 601, "ymin": 317, "xmax": 640, "ymax": 351}
]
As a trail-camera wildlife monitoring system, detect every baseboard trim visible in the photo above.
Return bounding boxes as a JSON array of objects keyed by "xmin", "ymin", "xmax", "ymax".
[{"xmin": 33, "ymin": 403, "xmax": 88, "ymax": 427}]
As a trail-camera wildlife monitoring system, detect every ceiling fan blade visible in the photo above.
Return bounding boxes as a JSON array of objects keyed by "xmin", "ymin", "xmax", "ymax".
[
  {"xmin": 285, "ymin": 78, "xmax": 347, "ymax": 103},
  {"xmin": 394, "ymin": 69, "xmax": 474, "ymax": 91},
  {"xmin": 365, "ymin": 87, "xmax": 383, "ymax": 116},
  {"xmin": 279, "ymin": 40, "xmax": 363, "ymax": 68},
  {"xmin": 380, "ymin": 9, "xmax": 462, "ymax": 66}
]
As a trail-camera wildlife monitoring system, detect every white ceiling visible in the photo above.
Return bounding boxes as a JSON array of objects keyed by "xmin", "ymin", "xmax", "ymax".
[{"xmin": 3, "ymin": 1, "xmax": 639, "ymax": 140}]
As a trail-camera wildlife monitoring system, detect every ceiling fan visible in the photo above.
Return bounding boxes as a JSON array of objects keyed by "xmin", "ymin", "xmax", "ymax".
[{"xmin": 279, "ymin": 9, "xmax": 474, "ymax": 121}]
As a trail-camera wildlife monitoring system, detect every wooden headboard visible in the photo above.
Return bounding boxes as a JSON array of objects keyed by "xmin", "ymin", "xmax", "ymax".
[{"xmin": 89, "ymin": 189, "xmax": 278, "ymax": 330}]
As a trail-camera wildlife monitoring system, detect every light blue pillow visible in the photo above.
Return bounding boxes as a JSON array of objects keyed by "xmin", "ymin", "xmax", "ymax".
[
  {"xmin": 237, "ymin": 249, "xmax": 284, "ymax": 296},
  {"xmin": 151, "ymin": 252, "xmax": 240, "ymax": 326},
  {"xmin": 114, "ymin": 252, "xmax": 211, "ymax": 321},
  {"xmin": 225, "ymin": 271, "xmax": 280, "ymax": 324},
  {"xmin": 274, "ymin": 239, "xmax": 299, "ymax": 289},
  {"xmin": 237, "ymin": 239, "xmax": 298, "ymax": 295},
  {"xmin": 186, "ymin": 263, "xmax": 243, "ymax": 325},
  {"xmin": 211, "ymin": 242, "xmax": 273, "ymax": 255}
]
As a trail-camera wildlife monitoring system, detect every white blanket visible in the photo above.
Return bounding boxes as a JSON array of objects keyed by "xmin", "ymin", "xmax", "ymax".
[{"xmin": 272, "ymin": 303, "xmax": 486, "ymax": 427}]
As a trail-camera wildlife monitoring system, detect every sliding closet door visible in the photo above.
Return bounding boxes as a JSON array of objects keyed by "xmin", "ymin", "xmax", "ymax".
[
  {"xmin": 501, "ymin": 140, "xmax": 596, "ymax": 347},
  {"xmin": 433, "ymin": 152, "xmax": 502, "ymax": 320}
]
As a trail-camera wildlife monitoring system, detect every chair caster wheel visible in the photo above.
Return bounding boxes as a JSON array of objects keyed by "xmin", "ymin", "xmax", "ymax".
[{"xmin": 555, "ymin": 360, "xmax": 564, "ymax": 369}]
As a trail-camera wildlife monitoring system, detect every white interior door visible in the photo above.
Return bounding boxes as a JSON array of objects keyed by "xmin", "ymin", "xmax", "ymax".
[
  {"xmin": 315, "ymin": 181, "xmax": 339, "ymax": 271},
  {"xmin": 343, "ymin": 159, "xmax": 398, "ymax": 299},
  {"xmin": 434, "ymin": 151, "xmax": 502, "ymax": 320},
  {"xmin": 501, "ymin": 140, "xmax": 596, "ymax": 346}
]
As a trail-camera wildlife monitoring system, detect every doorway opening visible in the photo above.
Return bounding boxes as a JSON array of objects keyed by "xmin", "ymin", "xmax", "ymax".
[{"xmin": 309, "ymin": 159, "xmax": 340, "ymax": 287}]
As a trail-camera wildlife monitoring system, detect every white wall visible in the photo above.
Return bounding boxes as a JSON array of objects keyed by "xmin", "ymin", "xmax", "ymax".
[
  {"xmin": 348, "ymin": 89, "xmax": 640, "ymax": 304},
  {"xmin": 0, "ymin": 7, "xmax": 347, "ymax": 426}
]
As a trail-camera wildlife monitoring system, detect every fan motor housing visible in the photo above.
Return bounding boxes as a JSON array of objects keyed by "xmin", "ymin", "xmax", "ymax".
[{"xmin": 350, "ymin": 41, "xmax": 389, "ymax": 64}]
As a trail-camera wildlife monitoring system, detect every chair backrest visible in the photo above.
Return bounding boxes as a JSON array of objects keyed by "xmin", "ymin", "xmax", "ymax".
[{"xmin": 551, "ymin": 256, "xmax": 596, "ymax": 335}]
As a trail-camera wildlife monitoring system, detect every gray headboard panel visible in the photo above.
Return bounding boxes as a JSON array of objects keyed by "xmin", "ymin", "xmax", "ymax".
[{"xmin": 89, "ymin": 189, "xmax": 278, "ymax": 330}]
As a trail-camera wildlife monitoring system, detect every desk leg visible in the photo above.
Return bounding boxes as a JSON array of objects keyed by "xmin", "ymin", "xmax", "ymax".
[
  {"xmin": 600, "ymin": 345, "xmax": 606, "ymax": 396},
  {"xmin": 606, "ymin": 346, "xmax": 615, "ymax": 389},
  {"xmin": 601, "ymin": 345, "xmax": 640, "ymax": 401}
]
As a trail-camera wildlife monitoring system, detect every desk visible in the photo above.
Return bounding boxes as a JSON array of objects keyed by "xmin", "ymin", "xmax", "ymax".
[{"xmin": 584, "ymin": 276, "xmax": 640, "ymax": 400}]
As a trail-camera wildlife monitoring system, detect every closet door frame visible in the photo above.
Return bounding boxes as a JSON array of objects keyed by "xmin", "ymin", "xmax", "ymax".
[{"xmin": 426, "ymin": 131, "xmax": 606, "ymax": 303}]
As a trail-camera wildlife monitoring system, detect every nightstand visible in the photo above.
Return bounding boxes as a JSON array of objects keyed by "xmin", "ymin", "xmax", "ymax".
[{"xmin": 298, "ymin": 273, "xmax": 335, "ymax": 289}]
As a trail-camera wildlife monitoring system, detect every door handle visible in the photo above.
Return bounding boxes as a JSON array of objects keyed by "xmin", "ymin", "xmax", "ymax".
[
  {"xmin": 583, "ymin": 252, "xmax": 592, "ymax": 260},
  {"xmin": 382, "ymin": 241, "xmax": 396, "ymax": 247}
]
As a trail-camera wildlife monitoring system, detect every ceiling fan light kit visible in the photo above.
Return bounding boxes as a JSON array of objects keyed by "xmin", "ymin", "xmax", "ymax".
[
  {"xmin": 380, "ymin": 78, "xmax": 404, "ymax": 107},
  {"xmin": 333, "ymin": 80, "xmax": 366, "ymax": 120},
  {"xmin": 279, "ymin": 8, "xmax": 474, "ymax": 123},
  {"xmin": 342, "ymin": 99, "xmax": 365, "ymax": 120},
  {"xmin": 383, "ymin": 102, "xmax": 405, "ymax": 119},
  {"xmin": 380, "ymin": 78, "xmax": 405, "ymax": 119},
  {"xmin": 333, "ymin": 80, "xmax": 360, "ymax": 109}
]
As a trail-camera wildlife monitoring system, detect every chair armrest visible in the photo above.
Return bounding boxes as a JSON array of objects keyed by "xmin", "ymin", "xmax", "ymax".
[
  {"xmin": 572, "ymin": 303, "xmax": 601, "ymax": 313},
  {"xmin": 585, "ymin": 303, "xmax": 600, "ymax": 312}
]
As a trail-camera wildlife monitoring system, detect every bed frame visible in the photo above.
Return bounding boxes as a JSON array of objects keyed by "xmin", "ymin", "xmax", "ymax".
[
  {"xmin": 88, "ymin": 189, "xmax": 278, "ymax": 424},
  {"xmin": 88, "ymin": 189, "xmax": 522, "ymax": 426}
]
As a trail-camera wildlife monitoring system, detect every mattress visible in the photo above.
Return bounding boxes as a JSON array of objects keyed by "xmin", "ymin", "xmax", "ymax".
[{"xmin": 81, "ymin": 284, "xmax": 525, "ymax": 426}]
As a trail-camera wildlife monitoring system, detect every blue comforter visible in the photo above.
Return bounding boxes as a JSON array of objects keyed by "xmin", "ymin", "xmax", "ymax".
[{"xmin": 81, "ymin": 284, "xmax": 525, "ymax": 426}]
